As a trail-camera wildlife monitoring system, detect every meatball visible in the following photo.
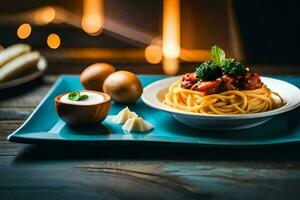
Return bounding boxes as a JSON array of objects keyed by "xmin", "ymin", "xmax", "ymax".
[
  {"xmin": 242, "ymin": 73, "xmax": 263, "ymax": 90},
  {"xmin": 221, "ymin": 75, "xmax": 237, "ymax": 91},
  {"xmin": 181, "ymin": 73, "xmax": 197, "ymax": 89}
]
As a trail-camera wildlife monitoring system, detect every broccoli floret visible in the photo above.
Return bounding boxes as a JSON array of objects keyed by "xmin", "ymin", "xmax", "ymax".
[
  {"xmin": 223, "ymin": 59, "xmax": 246, "ymax": 77},
  {"xmin": 195, "ymin": 61, "xmax": 223, "ymax": 81}
]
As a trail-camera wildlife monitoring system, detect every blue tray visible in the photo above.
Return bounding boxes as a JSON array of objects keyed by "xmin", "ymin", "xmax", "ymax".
[{"xmin": 8, "ymin": 75, "xmax": 300, "ymax": 147}]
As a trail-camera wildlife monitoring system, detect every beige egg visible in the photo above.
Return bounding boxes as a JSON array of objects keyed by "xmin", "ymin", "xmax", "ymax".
[
  {"xmin": 103, "ymin": 71, "xmax": 143, "ymax": 103},
  {"xmin": 80, "ymin": 63, "xmax": 116, "ymax": 91}
]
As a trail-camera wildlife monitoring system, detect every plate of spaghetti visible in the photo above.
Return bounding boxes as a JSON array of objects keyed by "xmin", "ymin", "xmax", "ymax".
[{"xmin": 142, "ymin": 46, "xmax": 300, "ymax": 130}]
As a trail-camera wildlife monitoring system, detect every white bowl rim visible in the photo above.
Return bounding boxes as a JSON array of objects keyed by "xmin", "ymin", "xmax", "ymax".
[{"xmin": 141, "ymin": 76, "xmax": 300, "ymax": 119}]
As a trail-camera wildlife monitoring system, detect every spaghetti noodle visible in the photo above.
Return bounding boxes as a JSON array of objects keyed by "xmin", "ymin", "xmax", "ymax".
[{"xmin": 164, "ymin": 80, "xmax": 284, "ymax": 115}]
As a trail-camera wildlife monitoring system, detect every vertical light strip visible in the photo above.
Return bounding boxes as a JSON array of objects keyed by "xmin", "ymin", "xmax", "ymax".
[
  {"xmin": 163, "ymin": 57, "xmax": 179, "ymax": 75},
  {"xmin": 162, "ymin": 0, "xmax": 181, "ymax": 74},
  {"xmin": 82, "ymin": 0, "xmax": 104, "ymax": 36}
]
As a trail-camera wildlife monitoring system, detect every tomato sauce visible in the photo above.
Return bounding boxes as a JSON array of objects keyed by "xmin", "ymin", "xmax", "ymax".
[{"xmin": 181, "ymin": 72, "xmax": 263, "ymax": 95}]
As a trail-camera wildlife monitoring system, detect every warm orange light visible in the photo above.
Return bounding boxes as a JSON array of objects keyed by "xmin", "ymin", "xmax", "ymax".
[
  {"xmin": 17, "ymin": 23, "xmax": 32, "ymax": 39},
  {"xmin": 163, "ymin": 57, "xmax": 179, "ymax": 75},
  {"xmin": 145, "ymin": 45, "xmax": 163, "ymax": 64},
  {"xmin": 34, "ymin": 6, "xmax": 56, "ymax": 25},
  {"xmin": 0, "ymin": 45, "xmax": 4, "ymax": 51},
  {"xmin": 180, "ymin": 49, "xmax": 211, "ymax": 62},
  {"xmin": 162, "ymin": 0, "xmax": 180, "ymax": 59},
  {"xmin": 47, "ymin": 33, "xmax": 61, "ymax": 49},
  {"xmin": 82, "ymin": 0, "xmax": 104, "ymax": 35}
]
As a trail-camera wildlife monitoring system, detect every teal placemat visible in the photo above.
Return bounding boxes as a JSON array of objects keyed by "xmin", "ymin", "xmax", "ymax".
[{"xmin": 8, "ymin": 75, "xmax": 300, "ymax": 146}]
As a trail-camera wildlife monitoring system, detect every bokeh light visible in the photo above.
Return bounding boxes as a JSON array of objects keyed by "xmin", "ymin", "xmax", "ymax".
[
  {"xmin": 34, "ymin": 6, "xmax": 56, "ymax": 25},
  {"xmin": 145, "ymin": 45, "xmax": 163, "ymax": 64},
  {"xmin": 17, "ymin": 23, "xmax": 32, "ymax": 39},
  {"xmin": 82, "ymin": 15, "xmax": 103, "ymax": 35},
  {"xmin": 47, "ymin": 33, "xmax": 61, "ymax": 49},
  {"xmin": 82, "ymin": 0, "xmax": 104, "ymax": 36}
]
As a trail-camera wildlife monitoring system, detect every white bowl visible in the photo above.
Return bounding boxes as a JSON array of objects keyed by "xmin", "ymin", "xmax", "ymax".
[{"xmin": 142, "ymin": 76, "xmax": 300, "ymax": 130}]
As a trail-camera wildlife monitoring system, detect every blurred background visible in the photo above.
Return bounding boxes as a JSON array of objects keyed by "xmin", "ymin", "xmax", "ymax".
[{"xmin": 0, "ymin": 0, "xmax": 299, "ymax": 75}]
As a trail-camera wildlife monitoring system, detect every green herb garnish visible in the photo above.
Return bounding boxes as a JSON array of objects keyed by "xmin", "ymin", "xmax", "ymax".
[
  {"xmin": 79, "ymin": 94, "xmax": 89, "ymax": 100},
  {"xmin": 223, "ymin": 58, "xmax": 246, "ymax": 77},
  {"xmin": 211, "ymin": 45, "xmax": 225, "ymax": 67},
  {"xmin": 195, "ymin": 45, "xmax": 246, "ymax": 80},
  {"xmin": 68, "ymin": 91, "xmax": 80, "ymax": 101},
  {"xmin": 68, "ymin": 91, "xmax": 89, "ymax": 101},
  {"xmin": 196, "ymin": 60, "xmax": 222, "ymax": 80}
]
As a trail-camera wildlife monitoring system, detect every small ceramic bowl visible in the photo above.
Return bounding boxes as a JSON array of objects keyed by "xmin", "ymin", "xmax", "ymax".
[{"xmin": 55, "ymin": 90, "xmax": 111, "ymax": 125}]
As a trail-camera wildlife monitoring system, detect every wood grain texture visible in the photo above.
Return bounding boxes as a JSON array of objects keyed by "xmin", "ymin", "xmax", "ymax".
[
  {"xmin": 1, "ymin": 75, "xmax": 300, "ymax": 200},
  {"xmin": 1, "ymin": 157, "xmax": 300, "ymax": 200}
]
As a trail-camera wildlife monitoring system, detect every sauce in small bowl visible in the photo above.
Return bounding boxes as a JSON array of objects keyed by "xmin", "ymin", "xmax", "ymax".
[{"xmin": 55, "ymin": 90, "xmax": 111, "ymax": 125}]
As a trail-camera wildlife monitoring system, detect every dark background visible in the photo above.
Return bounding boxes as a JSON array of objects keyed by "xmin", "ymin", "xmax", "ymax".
[
  {"xmin": 0, "ymin": 0, "xmax": 299, "ymax": 67},
  {"xmin": 235, "ymin": 0, "xmax": 300, "ymax": 64}
]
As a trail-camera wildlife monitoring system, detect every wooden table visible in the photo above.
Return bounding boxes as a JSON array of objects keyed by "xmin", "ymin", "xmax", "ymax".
[{"xmin": 1, "ymin": 75, "xmax": 300, "ymax": 200}]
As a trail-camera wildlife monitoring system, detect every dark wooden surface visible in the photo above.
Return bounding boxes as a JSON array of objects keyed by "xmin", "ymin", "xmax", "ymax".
[{"xmin": 1, "ymin": 75, "xmax": 300, "ymax": 200}]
